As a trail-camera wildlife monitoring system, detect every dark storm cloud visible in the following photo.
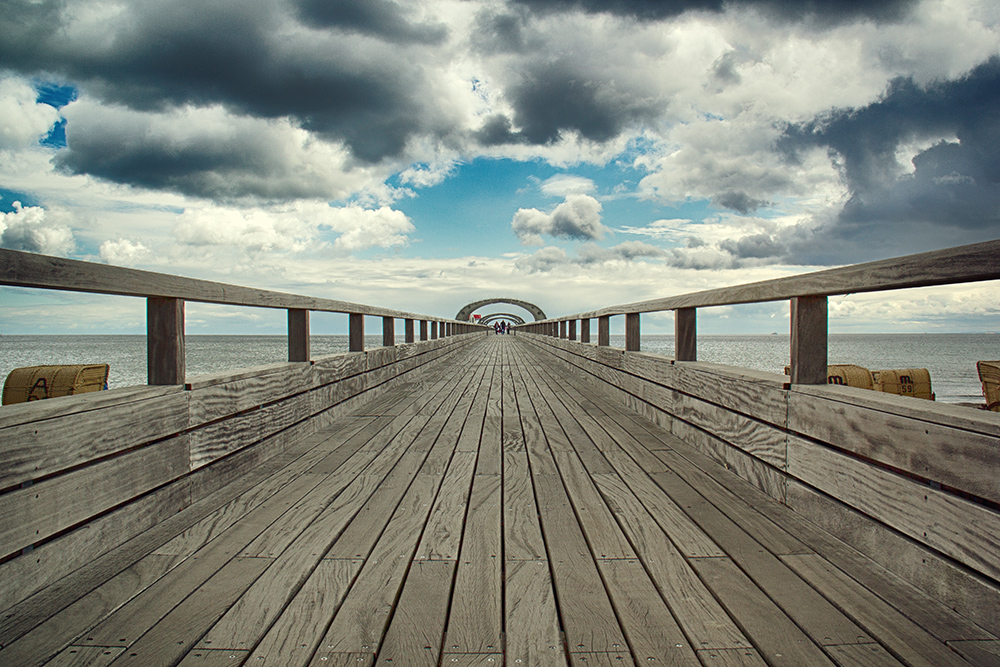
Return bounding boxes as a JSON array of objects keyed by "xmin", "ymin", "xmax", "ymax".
[
  {"xmin": 507, "ymin": 0, "xmax": 917, "ymax": 24},
  {"xmin": 779, "ymin": 57, "xmax": 1000, "ymax": 262},
  {"xmin": 502, "ymin": 61, "xmax": 661, "ymax": 145},
  {"xmin": 0, "ymin": 0, "xmax": 443, "ymax": 166},
  {"xmin": 713, "ymin": 191, "xmax": 770, "ymax": 214},
  {"xmin": 294, "ymin": 0, "xmax": 448, "ymax": 44}
]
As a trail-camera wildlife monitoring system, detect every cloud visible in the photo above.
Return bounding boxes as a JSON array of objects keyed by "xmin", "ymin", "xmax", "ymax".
[
  {"xmin": 778, "ymin": 56, "xmax": 1000, "ymax": 262},
  {"xmin": 0, "ymin": 201, "xmax": 75, "ymax": 256},
  {"xmin": 0, "ymin": 78, "xmax": 60, "ymax": 149},
  {"xmin": 100, "ymin": 238, "xmax": 150, "ymax": 266},
  {"xmin": 0, "ymin": 0, "xmax": 457, "ymax": 164},
  {"xmin": 173, "ymin": 201, "xmax": 414, "ymax": 255},
  {"xmin": 506, "ymin": 0, "xmax": 918, "ymax": 24},
  {"xmin": 538, "ymin": 174, "xmax": 597, "ymax": 197},
  {"xmin": 55, "ymin": 101, "xmax": 377, "ymax": 202},
  {"xmin": 512, "ymin": 194, "xmax": 608, "ymax": 245},
  {"xmin": 515, "ymin": 240, "xmax": 665, "ymax": 272},
  {"xmin": 293, "ymin": 0, "xmax": 448, "ymax": 44}
]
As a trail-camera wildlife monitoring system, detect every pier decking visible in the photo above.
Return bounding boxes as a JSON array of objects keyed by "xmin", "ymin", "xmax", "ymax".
[{"xmin": 2, "ymin": 335, "xmax": 996, "ymax": 666}]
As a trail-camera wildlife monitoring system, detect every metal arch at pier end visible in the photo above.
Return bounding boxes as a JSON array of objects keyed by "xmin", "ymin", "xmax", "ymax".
[
  {"xmin": 479, "ymin": 313, "xmax": 526, "ymax": 326},
  {"xmin": 456, "ymin": 297, "xmax": 546, "ymax": 322}
]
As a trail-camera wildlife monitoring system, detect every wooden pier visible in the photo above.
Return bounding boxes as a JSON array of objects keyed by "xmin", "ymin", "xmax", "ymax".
[{"xmin": 1, "ymin": 244, "xmax": 1000, "ymax": 666}]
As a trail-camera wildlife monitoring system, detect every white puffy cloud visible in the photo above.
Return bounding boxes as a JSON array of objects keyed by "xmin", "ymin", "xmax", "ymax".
[
  {"xmin": 325, "ymin": 206, "xmax": 415, "ymax": 251},
  {"xmin": 512, "ymin": 194, "xmax": 607, "ymax": 245},
  {"xmin": 99, "ymin": 238, "xmax": 150, "ymax": 265},
  {"xmin": 174, "ymin": 201, "xmax": 414, "ymax": 255},
  {"xmin": 0, "ymin": 202, "xmax": 75, "ymax": 256},
  {"xmin": 0, "ymin": 78, "xmax": 60, "ymax": 149}
]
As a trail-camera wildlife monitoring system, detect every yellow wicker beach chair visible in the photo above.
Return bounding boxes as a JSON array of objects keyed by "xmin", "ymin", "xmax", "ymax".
[
  {"xmin": 2, "ymin": 364, "xmax": 109, "ymax": 405},
  {"xmin": 872, "ymin": 368, "xmax": 934, "ymax": 400},
  {"xmin": 783, "ymin": 364, "xmax": 874, "ymax": 389},
  {"xmin": 978, "ymin": 361, "xmax": 1000, "ymax": 411}
]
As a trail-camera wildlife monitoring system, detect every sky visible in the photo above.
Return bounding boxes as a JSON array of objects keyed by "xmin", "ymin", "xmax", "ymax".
[{"xmin": 1, "ymin": 0, "xmax": 999, "ymax": 335}]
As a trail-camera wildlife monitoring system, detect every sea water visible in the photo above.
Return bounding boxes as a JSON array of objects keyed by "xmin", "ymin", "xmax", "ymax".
[{"xmin": 1, "ymin": 333, "xmax": 997, "ymax": 404}]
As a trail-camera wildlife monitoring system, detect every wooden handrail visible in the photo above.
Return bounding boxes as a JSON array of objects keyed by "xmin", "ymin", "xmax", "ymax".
[
  {"xmin": 0, "ymin": 248, "xmax": 460, "ymax": 323},
  {"xmin": 521, "ymin": 239, "xmax": 1000, "ymax": 384},
  {"xmin": 0, "ymin": 248, "xmax": 485, "ymax": 384}
]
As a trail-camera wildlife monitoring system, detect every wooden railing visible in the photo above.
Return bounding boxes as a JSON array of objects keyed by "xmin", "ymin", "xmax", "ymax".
[
  {"xmin": 0, "ymin": 249, "xmax": 484, "ymax": 385},
  {"xmin": 516, "ymin": 239, "xmax": 1000, "ymax": 633},
  {"xmin": 519, "ymin": 239, "xmax": 1000, "ymax": 384}
]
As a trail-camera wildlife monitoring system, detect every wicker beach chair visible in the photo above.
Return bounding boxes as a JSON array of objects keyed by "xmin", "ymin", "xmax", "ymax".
[
  {"xmin": 2, "ymin": 364, "xmax": 109, "ymax": 405},
  {"xmin": 978, "ymin": 361, "xmax": 1000, "ymax": 411}
]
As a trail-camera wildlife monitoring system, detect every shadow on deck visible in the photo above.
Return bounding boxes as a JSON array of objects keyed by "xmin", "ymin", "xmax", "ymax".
[{"xmin": 2, "ymin": 336, "xmax": 997, "ymax": 667}]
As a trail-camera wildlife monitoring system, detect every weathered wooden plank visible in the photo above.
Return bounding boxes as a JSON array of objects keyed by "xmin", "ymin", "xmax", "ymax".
[
  {"xmin": 414, "ymin": 451, "xmax": 477, "ymax": 560},
  {"xmin": 595, "ymin": 559, "xmax": 700, "ymax": 665},
  {"xmin": 176, "ymin": 649, "xmax": 250, "ymax": 666},
  {"xmin": 655, "ymin": 429, "xmax": 992, "ymax": 643},
  {"xmin": 787, "ymin": 435, "xmax": 1000, "ymax": 582},
  {"xmin": 244, "ymin": 559, "xmax": 363, "ymax": 666},
  {"xmin": 317, "ymin": 473, "xmax": 443, "ymax": 654},
  {"xmin": 533, "ymin": 473, "xmax": 627, "ymax": 653},
  {"xmin": 646, "ymin": 473, "xmax": 873, "ymax": 647},
  {"xmin": 785, "ymin": 478, "xmax": 1000, "ymax": 638},
  {"xmin": 787, "ymin": 387, "xmax": 1000, "ymax": 505},
  {"xmin": 550, "ymin": 451, "xmax": 635, "ymax": 559},
  {"xmin": 822, "ymin": 644, "xmax": 906, "ymax": 667},
  {"xmin": 695, "ymin": 648, "xmax": 769, "ymax": 666},
  {"xmin": 0, "ymin": 555, "xmax": 180, "ymax": 666},
  {"xmin": 0, "ymin": 436, "xmax": 191, "ymax": 559},
  {"xmin": 587, "ymin": 475, "xmax": 750, "ymax": 652},
  {"xmin": 567, "ymin": 653, "xmax": 633, "ymax": 665},
  {"xmin": 77, "ymin": 472, "xmax": 325, "ymax": 648},
  {"xmin": 43, "ymin": 646, "xmax": 126, "ymax": 666},
  {"xmin": 76, "ymin": 557, "xmax": 271, "ymax": 666},
  {"xmin": 378, "ymin": 560, "xmax": 455, "ymax": 666},
  {"xmin": 436, "ymin": 654, "xmax": 504, "ymax": 666},
  {"xmin": 947, "ymin": 640, "xmax": 1000, "ymax": 667},
  {"xmin": 781, "ymin": 554, "xmax": 977, "ymax": 667},
  {"xmin": 443, "ymin": 474, "xmax": 503, "ymax": 653},
  {"xmin": 571, "ymin": 238, "xmax": 1000, "ymax": 316},
  {"xmin": 0, "ymin": 390, "xmax": 189, "ymax": 490},
  {"xmin": 0, "ymin": 424, "xmax": 330, "ymax": 640},
  {"xmin": 0, "ymin": 247, "xmax": 446, "ymax": 321},
  {"xmin": 504, "ymin": 559, "xmax": 566, "ymax": 667},
  {"xmin": 689, "ymin": 557, "xmax": 837, "ymax": 666}
]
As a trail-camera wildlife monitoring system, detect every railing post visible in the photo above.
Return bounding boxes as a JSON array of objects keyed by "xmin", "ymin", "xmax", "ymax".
[
  {"xmin": 382, "ymin": 316, "xmax": 395, "ymax": 347},
  {"xmin": 405, "ymin": 318, "xmax": 415, "ymax": 343},
  {"xmin": 790, "ymin": 296, "xmax": 828, "ymax": 384},
  {"xmin": 675, "ymin": 307, "xmax": 696, "ymax": 361},
  {"xmin": 625, "ymin": 313, "xmax": 640, "ymax": 352},
  {"xmin": 559, "ymin": 321, "xmax": 567, "ymax": 339},
  {"xmin": 420, "ymin": 320, "xmax": 428, "ymax": 341},
  {"xmin": 349, "ymin": 313, "xmax": 365, "ymax": 352},
  {"xmin": 288, "ymin": 308, "xmax": 310, "ymax": 362},
  {"xmin": 147, "ymin": 297, "xmax": 185, "ymax": 385},
  {"xmin": 431, "ymin": 321, "xmax": 438, "ymax": 340},
  {"xmin": 580, "ymin": 318, "xmax": 590, "ymax": 343},
  {"xmin": 598, "ymin": 315, "xmax": 610, "ymax": 346},
  {"xmin": 568, "ymin": 320, "xmax": 577, "ymax": 341}
]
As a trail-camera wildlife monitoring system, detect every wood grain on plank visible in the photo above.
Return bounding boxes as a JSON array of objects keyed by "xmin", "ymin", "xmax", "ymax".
[
  {"xmin": 443, "ymin": 474, "xmax": 502, "ymax": 653},
  {"xmin": 595, "ymin": 559, "xmax": 700, "ymax": 665},
  {"xmin": 689, "ymin": 557, "xmax": 837, "ymax": 666},
  {"xmin": 780, "ymin": 554, "xmax": 973, "ymax": 667},
  {"xmin": 244, "ymin": 559, "xmax": 362, "ymax": 667},
  {"xmin": 378, "ymin": 560, "xmax": 455, "ymax": 667},
  {"xmin": 504, "ymin": 560, "xmax": 567, "ymax": 667},
  {"xmin": 533, "ymin": 473, "xmax": 627, "ymax": 653},
  {"xmin": 787, "ymin": 435, "xmax": 1000, "ymax": 582}
]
